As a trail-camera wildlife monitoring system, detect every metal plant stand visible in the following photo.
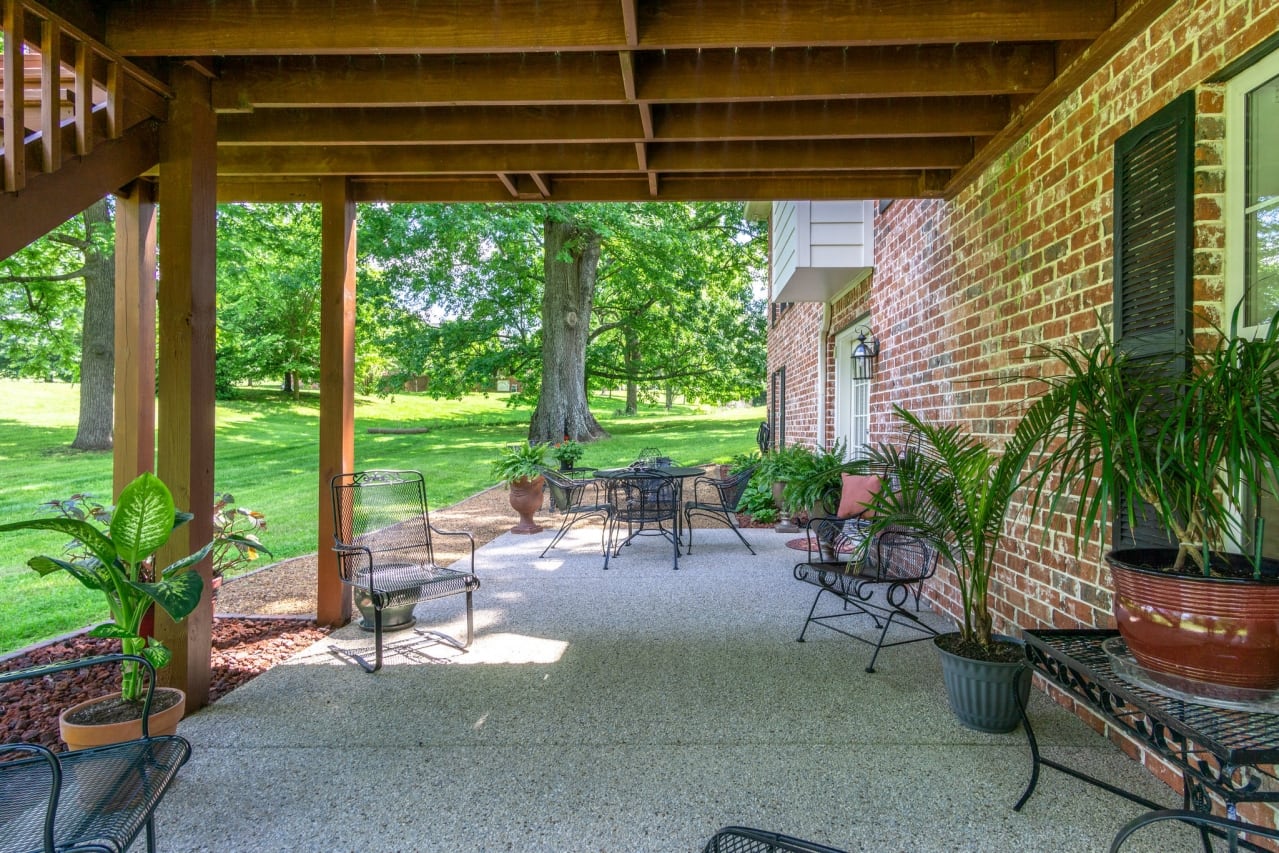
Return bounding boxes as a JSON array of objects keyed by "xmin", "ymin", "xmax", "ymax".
[{"xmin": 1018, "ymin": 629, "xmax": 1279, "ymax": 852}]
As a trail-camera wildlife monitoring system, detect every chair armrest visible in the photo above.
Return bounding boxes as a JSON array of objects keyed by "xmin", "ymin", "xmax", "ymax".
[
  {"xmin": 1108, "ymin": 809, "xmax": 1279, "ymax": 852},
  {"xmin": 428, "ymin": 526, "xmax": 476, "ymax": 573},
  {"xmin": 332, "ymin": 540, "xmax": 375, "ymax": 586},
  {"xmin": 688, "ymin": 475, "xmax": 728, "ymax": 505},
  {"xmin": 0, "ymin": 741, "xmax": 60, "ymax": 851}
]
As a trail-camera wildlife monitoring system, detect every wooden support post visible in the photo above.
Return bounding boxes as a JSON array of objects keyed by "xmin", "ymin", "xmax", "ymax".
[
  {"xmin": 3, "ymin": 2, "xmax": 25, "ymax": 192},
  {"xmin": 155, "ymin": 67, "xmax": 216, "ymax": 710},
  {"xmin": 113, "ymin": 180, "xmax": 157, "ymax": 493},
  {"xmin": 317, "ymin": 176, "xmax": 356, "ymax": 627}
]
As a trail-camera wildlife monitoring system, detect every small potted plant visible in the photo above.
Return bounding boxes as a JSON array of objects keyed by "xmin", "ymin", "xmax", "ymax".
[
  {"xmin": 0, "ymin": 472, "xmax": 211, "ymax": 749},
  {"xmin": 757, "ymin": 443, "xmax": 816, "ymax": 532},
  {"xmin": 492, "ymin": 442, "xmax": 549, "ymax": 534},
  {"xmin": 860, "ymin": 406, "xmax": 1040, "ymax": 732},
  {"xmin": 1022, "ymin": 305, "xmax": 1279, "ymax": 692},
  {"xmin": 550, "ymin": 439, "xmax": 586, "ymax": 472}
]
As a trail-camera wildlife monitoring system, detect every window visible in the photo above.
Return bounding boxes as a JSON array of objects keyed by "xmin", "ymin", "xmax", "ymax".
[
  {"xmin": 834, "ymin": 320, "xmax": 872, "ymax": 456},
  {"xmin": 1228, "ymin": 50, "xmax": 1279, "ymax": 555},
  {"xmin": 1227, "ymin": 50, "xmax": 1279, "ymax": 330}
]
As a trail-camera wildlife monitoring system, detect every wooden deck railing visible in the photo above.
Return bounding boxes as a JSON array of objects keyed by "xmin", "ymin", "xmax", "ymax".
[{"xmin": 0, "ymin": 0, "xmax": 170, "ymax": 193}]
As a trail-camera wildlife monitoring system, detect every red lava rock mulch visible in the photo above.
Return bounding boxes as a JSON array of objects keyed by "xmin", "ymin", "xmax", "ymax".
[{"xmin": 1, "ymin": 617, "xmax": 329, "ymax": 753}]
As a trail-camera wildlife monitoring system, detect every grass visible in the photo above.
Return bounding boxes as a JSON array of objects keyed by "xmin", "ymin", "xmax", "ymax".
[{"xmin": 0, "ymin": 379, "xmax": 763, "ymax": 654}]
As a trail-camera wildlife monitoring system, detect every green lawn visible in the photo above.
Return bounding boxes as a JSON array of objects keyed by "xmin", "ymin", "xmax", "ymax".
[{"xmin": 0, "ymin": 379, "xmax": 763, "ymax": 653}]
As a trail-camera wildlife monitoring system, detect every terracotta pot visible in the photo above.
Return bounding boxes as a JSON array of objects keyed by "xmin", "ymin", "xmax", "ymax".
[
  {"xmin": 1108, "ymin": 549, "xmax": 1279, "ymax": 691},
  {"xmin": 508, "ymin": 474, "xmax": 545, "ymax": 534},
  {"xmin": 59, "ymin": 688, "xmax": 186, "ymax": 751}
]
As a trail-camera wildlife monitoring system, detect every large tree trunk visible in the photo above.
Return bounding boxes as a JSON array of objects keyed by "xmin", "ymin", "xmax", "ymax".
[
  {"xmin": 531, "ymin": 218, "xmax": 608, "ymax": 443},
  {"xmin": 623, "ymin": 325, "xmax": 640, "ymax": 416},
  {"xmin": 71, "ymin": 199, "xmax": 115, "ymax": 451}
]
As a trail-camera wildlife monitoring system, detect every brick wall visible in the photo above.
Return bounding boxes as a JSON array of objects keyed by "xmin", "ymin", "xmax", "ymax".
[{"xmin": 765, "ymin": 0, "xmax": 1278, "ymax": 818}]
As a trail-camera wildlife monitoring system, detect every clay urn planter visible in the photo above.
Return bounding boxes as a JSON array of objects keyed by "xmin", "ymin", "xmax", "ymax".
[
  {"xmin": 60, "ymin": 687, "xmax": 186, "ymax": 751},
  {"xmin": 493, "ymin": 442, "xmax": 550, "ymax": 534},
  {"xmin": 508, "ymin": 474, "xmax": 547, "ymax": 534}
]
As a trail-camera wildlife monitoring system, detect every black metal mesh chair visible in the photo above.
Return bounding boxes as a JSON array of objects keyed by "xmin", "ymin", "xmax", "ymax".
[
  {"xmin": 794, "ymin": 526, "xmax": 939, "ymax": 672},
  {"xmin": 702, "ymin": 826, "xmax": 848, "ymax": 853},
  {"xmin": 606, "ymin": 468, "xmax": 681, "ymax": 570},
  {"xmin": 683, "ymin": 464, "xmax": 758, "ymax": 555},
  {"xmin": 539, "ymin": 467, "xmax": 615, "ymax": 567},
  {"xmin": 331, "ymin": 469, "xmax": 480, "ymax": 672},
  {"xmin": 0, "ymin": 655, "xmax": 191, "ymax": 853}
]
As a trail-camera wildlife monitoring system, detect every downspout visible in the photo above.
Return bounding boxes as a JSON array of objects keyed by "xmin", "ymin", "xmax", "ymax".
[{"xmin": 817, "ymin": 301, "xmax": 832, "ymax": 449}]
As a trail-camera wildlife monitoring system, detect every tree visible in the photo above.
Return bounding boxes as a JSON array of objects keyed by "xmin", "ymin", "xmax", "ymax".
[
  {"xmin": 530, "ymin": 217, "xmax": 606, "ymax": 441},
  {"xmin": 215, "ymin": 204, "xmax": 323, "ymax": 396},
  {"xmin": 357, "ymin": 202, "xmax": 766, "ymax": 440},
  {"xmin": 0, "ymin": 198, "xmax": 115, "ymax": 449}
]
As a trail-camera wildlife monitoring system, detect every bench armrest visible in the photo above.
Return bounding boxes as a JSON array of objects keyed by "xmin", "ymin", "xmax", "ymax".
[{"xmin": 1, "ymin": 654, "xmax": 159, "ymax": 734}]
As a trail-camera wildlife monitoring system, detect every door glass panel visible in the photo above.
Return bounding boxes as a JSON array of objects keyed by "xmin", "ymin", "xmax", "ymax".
[{"xmin": 1246, "ymin": 72, "xmax": 1279, "ymax": 326}]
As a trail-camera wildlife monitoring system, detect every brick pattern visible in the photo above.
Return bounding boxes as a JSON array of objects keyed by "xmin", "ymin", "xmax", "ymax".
[{"xmin": 765, "ymin": 0, "xmax": 1279, "ymax": 823}]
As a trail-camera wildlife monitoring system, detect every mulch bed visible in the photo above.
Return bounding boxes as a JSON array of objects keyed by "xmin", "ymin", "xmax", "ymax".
[{"xmin": 1, "ymin": 617, "xmax": 329, "ymax": 753}]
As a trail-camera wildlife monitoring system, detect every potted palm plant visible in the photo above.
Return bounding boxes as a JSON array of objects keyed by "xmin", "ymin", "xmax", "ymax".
[
  {"xmin": 0, "ymin": 472, "xmax": 211, "ymax": 749},
  {"xmin": 493, "ymin": 442, "xmax": 548, "ymax": 534},
  {"xmin": 1023, "ymin": 306, "xmax": 1279, "ymax": 692},
  {"xmin": 860, "ymin": 407, "xmax": 1039, "ymax": 732}
]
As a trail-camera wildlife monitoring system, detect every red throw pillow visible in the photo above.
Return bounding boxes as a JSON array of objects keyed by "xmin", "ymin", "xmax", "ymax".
[{"xmin": 837, "ymin": 473, "xmax": 881, "ymax": 519}]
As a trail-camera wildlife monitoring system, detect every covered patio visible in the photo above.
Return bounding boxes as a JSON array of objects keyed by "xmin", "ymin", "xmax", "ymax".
[{"xmin": 159, "ymin": 528, "xmax": 1185, "ymax": 851}]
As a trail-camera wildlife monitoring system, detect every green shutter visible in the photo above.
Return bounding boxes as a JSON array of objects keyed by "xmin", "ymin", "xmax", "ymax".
[{"xmin": 1111, "ymin": 91, "xmax": 1195, "ymax": 549}]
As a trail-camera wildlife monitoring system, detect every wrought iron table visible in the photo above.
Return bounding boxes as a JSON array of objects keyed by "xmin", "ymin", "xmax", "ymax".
[
  {"xmin": 1019, "ymin": 629, "xmax": 1279, "ymax": 851},
  {"xmin": 593, "ymin": 465, "xmax": 704, "ymax": 569}
]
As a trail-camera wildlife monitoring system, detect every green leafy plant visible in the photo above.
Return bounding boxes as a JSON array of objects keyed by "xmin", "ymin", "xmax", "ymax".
[
  {"xmin": 861, "ymin": 407, "xmax": 1039, "ymax": 652},
  {"xmin": 492, "ymin": 442, "xmax": 548, "ymax": 484},
  {"xmin": 211, "ymin": 492, "xmax": 271, "ymax": 580},
  {"xmin": 0, "ymin": 473, "xmax": 211, "ymax": 702},
  {"xmin": 756, "ymin": 443, "xmax": 817, "ymax": 512},
  {"xmin": 550, "ymin": 439, "xmax": 586, "ymax": 468},
  {"xmin": 784, "ymin": 439, "xmax": 870, "ymax": 516},
  {"xmin": 1022, "ymin": 306, "xmax": 1279, "ymax": 577}
]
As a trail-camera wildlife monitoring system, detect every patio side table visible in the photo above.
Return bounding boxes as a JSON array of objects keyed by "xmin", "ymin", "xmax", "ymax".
[{"xmin": 1018, "ymin": 629, "xmax": 1279, "ymax": 852}]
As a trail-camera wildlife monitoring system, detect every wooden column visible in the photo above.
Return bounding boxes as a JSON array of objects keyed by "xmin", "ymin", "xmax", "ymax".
[
  {"xmin": 317, "ymin": 176, "xmax": 356, "ymax": 627},
  {"xmin": 155, "ymin": 66, "xmax": 216, "ymax": 709},
  {"xmin": 112, "ymin": 179, "xmax": 157, "ymax": 493}
]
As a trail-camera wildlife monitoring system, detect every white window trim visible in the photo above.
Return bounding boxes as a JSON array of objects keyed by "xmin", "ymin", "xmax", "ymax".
[{"xmin": 1225, "ymin": 49, "xmax": 1279, "ymax": 335}]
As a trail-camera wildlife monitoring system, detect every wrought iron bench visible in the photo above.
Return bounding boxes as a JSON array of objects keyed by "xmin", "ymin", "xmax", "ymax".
[
  {"xmin": 0, "ymin": 654, "xmax": 191, "ymax": 853},
  {"xmin": 793, "ymin": 523, "xmax": 939, "ymax": 673},
  {"xmin": 702, "ymin": 825, "xmax": 848, "ymax": 853},
  {"xmin": 331, "ymin": 469, "xmax": 480, "ymax": 672}
]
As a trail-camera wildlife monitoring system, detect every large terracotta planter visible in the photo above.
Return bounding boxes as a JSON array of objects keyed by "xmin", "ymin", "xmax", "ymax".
[
  {"xmin": 59, "ymin": 688, "xmax": 186, "ymax": 751},
  {"xmin": 508, "ymin": 474, "xmax": 545, "ymax": 534},
  {"xmin": 1108, "ymin": 549, "xmax": 1279, "ymax": 691}
]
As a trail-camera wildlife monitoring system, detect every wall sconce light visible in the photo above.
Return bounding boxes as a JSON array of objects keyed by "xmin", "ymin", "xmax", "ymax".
[{"xmin": 849, "ymin": 326, "xmax": 880, "ymax": 380}]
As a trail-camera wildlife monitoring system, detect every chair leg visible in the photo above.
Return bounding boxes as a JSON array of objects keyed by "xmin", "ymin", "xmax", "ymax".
[
  {"xmin": 725, "ymin": 514, "xmax": 756, "ymax": 555},
  {"xmin": 796, "ymin": 588, "xmax": 826, "ymax": 642},
  {"xmin": 145, "ymin": 816, "xmax": 156, "ymax": 853},
  {"xmin": 601, "ymin": 521, "xmax": 611, "ymax": 569},
  {"xmin": 684, "ymin": 508, "xmax": 695, "ymax": 554},
  {"xmin": 540, "ymin": 518, "xmax": 573, "ymax": 558},
  {"xmin": 463, "ymin": 590, "xmax": 475, "ymax": 648}
]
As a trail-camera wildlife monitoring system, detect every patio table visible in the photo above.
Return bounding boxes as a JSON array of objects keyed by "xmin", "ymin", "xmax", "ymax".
[{"xmin": 593, "ymin": 465, "xmax": 703, "ymax": 569}]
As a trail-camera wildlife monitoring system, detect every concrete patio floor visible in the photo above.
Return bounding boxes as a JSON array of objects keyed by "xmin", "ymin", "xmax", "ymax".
[{"xmin": 158, "ymin": 526, "xmax": 1192, "ymax": 852}]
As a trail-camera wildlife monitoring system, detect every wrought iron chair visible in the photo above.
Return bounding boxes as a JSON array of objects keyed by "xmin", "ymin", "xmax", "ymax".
[
  {"xmin": 539, "ymin": 467, "xmax": 615, "ymax": 567},
  {"xmin": 702, "ymin": 826, "xmax": 848, "ymax": 853},
  {"xmin": 606, "ymin": 467, "xmax": 682, "ymax": 570},
  {"xmin": 794, "ymin": 525, "xmax": 939, "ymax": 673},
  {"xmin": 683, "ymin": 464, "xmax": 758, "ymax": 555},
  {"xmin": 330, "ymin": 469, "xmax": 480, "ymax": 672}
]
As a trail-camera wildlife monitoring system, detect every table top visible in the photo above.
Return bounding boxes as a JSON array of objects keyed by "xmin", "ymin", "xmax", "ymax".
[
  {"xmin": 1024, "ymin": 629, "xmax": 1279, "ymax": 768},
  {"xmin": 592, "ymin": 465, "xmax": 705, "ymax": 479}
]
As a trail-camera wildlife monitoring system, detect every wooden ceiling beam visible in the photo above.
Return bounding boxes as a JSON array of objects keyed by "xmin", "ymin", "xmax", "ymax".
[
  {"xmin": 212, "ymin": 54, "xmax": 627, "ymax": 110},
  {"xmin": 217, "ymin": 137, "xmax": 973, "ymax": 176},
  {"xmin": 106, "ymin": 0, "xmax": 1110, "ymax": 56},
  {"xmin": 210, "ymin": 45, "xmax": 1054, "ymax": 112},
  {"xmin": 655, "ymin": 98, "xmax": 1008, "ymax": 140},
  {"xmin": 648, "ymin": 139, "xmax": 973, "ymax": 172},
  {"xmin": 216, "ymin": 143, "xmax": 641, "ymax": 176},
  {"xmin": 636, "ymin": 45, "xmax": 1056, "ymax": 101},
  {"xmin": 217, "ymin": 105, "xmax": 646, "ymax": 146}
]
